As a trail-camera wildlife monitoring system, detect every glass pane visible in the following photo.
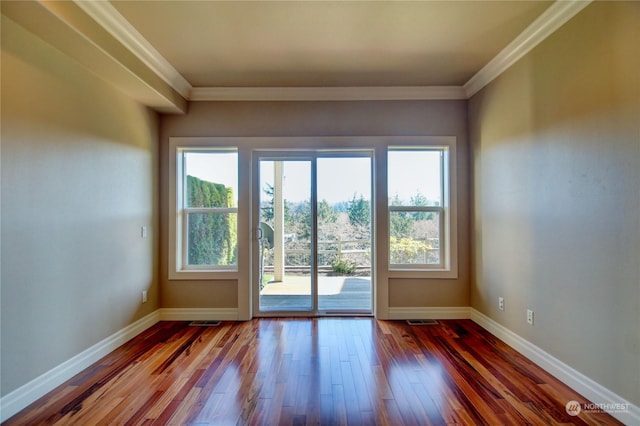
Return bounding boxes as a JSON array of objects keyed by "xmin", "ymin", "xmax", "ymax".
[
  {"xmin": 389, "ymin": 211, "xmax": 440, "ymax": 265},
  {"xmin": 259, "ymin": 160, "xmax": 313, "ymax": 311},
  {"xmin": 185, "ymin": 151, "xmax": 237, "ymax": 208},
  {"xmin": 187, "ymin": 212, "xmax": 237, "ymax": 266},
  {"xmin": 317, "ymin": 157, "xmax": 372, "ymax": 312},
  {"xmin": 388, "ymin": 149, "xmax": 442, "ymax": 207}
]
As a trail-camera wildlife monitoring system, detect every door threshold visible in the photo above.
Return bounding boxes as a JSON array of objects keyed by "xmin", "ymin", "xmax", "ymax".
[
  {"xmin": 255, "ymin": 311, "xmax": 373, "ymax": 318},
  {"xmin": 318, "ymin": 311, "xmax": 373, "ymax": 317}
]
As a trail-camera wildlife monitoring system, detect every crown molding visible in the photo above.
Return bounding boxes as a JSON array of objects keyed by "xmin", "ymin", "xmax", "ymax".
[
  {"xmin": 73, "ymin": 0, "xmax": 592, "ymax": 104},
  {"xmin": 464, "ymin": 0, "xmax": 592, "ymax": 98},
  {"xmin": 190, "ymin": 86, "xmax": 467, "ymax": 102},
  {"xmin": 74, "ymin": 0, "xmax": 192, "ymax": 99}
]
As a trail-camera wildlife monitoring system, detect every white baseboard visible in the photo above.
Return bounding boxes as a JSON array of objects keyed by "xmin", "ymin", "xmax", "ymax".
[
  {"xmin": 0, "ymin": 307, "xmax": 239, "ymax": 422},
  {"xmin": 159, "ymin": 307, "xmax": 239, "ymax": 321},
  {"xmin": 470, "ymin": 308, "xmax": 640, "ymax": 425},
  {"xmin": 387, "ymin": 306, "xmax": 471, "ymax": 320},
  {"xmin": 3, "ymin": 307, "xmax": 636, "ymax": 425},
  {"xmin": 0, "ymin": 310, "xmax": 161, "ymax": 423}
]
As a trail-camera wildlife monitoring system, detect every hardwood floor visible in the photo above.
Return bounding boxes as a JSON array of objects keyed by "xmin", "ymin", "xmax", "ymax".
[{"xmin": 4, "ymin": 319, "xmax": 622, "ymax": 425}]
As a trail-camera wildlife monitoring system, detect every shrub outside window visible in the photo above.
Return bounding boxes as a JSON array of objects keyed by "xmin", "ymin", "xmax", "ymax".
[{"xmin": 177, "ymin": 149, "xmax": 238, "ymax": 272}]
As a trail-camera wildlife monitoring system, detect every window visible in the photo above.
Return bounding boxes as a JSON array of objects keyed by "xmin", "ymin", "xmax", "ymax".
[
  {"xmin": 388, "ymin": 146, "xmax": 453, "ymax": 271},
  {"xmin": 171, "ymin": 147, "xmax": 238, "ymax": 277}
]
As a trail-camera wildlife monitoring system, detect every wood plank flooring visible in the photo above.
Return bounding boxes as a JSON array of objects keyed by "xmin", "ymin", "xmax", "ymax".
[{"xmin": 4, "ymin": 319, "xmax": 623, "ymax": 425}]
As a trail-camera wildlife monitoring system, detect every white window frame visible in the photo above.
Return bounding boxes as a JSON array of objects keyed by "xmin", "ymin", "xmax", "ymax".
[
  {"xmin": 169, "ymin": 140, "xmax": 239, "ymax": 279},
  {"xmin": 387, "ymin": 141, "xmax": 457, "ymax": 278}
]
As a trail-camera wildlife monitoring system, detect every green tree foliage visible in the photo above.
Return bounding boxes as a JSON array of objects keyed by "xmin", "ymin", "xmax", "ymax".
[
  {"xmin": 389, "ymin": 193, "xmax": 413, "ymax": 238},
  {"xmin": 410, "ymin": 192, "xmax": 434, "ymax": 220},
  {"xmin": 347, "ymin": 194, "xmax": 370, "ymax": 229},
  {"xmin": 318, "ymin": 199, "xmax": 337, "ymax": 223},
  {"xmin": 261, "ymin": 184, "xmax": 310, "ymax": 240},
  {"xmin": 186, "ymin": 175, "xmax": 237, "ymax": 266},
  {"xmin": 261, "ymin": 183, "xmax": 275, "ymax": 222}
]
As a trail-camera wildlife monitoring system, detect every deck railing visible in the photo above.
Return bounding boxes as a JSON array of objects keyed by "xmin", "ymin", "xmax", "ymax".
[{"xmin": 261, "ymin": 237, "xmax": 440, "ymax": 269}]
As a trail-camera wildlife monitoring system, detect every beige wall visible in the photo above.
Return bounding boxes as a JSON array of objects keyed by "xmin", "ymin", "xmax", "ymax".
[
  {"xmin": 469, "ymin": 2, "xmax": 639, "ymax": 406},
  {"xmin": 160, "ymin": 100, "xmax": 470, "ymax": 313},
  {"xmin": 1, "ymin": 16, "xmax": 160, "ymax": 396},
  {"xmin": 10, "ymin": 0, "xmax": 637, "ymax": 411}
]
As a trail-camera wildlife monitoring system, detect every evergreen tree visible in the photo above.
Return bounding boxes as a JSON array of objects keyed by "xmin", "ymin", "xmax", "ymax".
[
  {"xmin": 262, "ymin": 183, "xmax": 274, "ymax": 222},
  {"xmin": 389, "ymin": 193, "xmax": 413, "ymax": 238},
  {"xmin": 410, "ymin": 191, "xmax": 434, "ymax": 220},
  {"xmin": 318, "ymin": 199, "xmax": 337, "ymax": 223},
  {"xmin": 347, "ymin": 194, "xmax": 370, "ymax": 229}
]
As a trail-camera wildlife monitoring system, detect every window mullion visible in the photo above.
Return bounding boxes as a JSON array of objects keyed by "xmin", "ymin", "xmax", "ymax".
[
  {"xmin": 439, "ymin": 207, "xmax": 445, "ymax": 268},
  {"xmin": 182, "ymin": 209, "xmax": 188, "ymax": 270},
  {"xmin": 388, "ymin": 206, "xmax": 441, "ymax": 212},
  {"xmin": 185, "ymin": 207, "xmax": 238, "ymax": 214}
]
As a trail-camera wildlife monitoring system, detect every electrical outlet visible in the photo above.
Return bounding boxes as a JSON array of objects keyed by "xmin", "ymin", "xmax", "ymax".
[
  {"xmin": 142, "ymin": 290, "xmax": 148, "ymax": 303},
  {"xmin": 498, "ymin": 297, "xmax": 504, "ymax": 311},
  {"xmin": 527, "ymin": 309, "xmax": 534, "ymax": 325}
]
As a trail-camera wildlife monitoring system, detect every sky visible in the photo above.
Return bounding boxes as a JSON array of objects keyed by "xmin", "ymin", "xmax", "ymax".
[
  {"xmin": 186, "ymin": 151, "xmax": 442, "ymax": 205},
  {"xmin": 185, "ymin": 151, "xmax": 239, "ymax": 201},
  {"xmin": 388, "ymin": 150, "xmax": 442, "ymax": 204},
  {"xmin": 260, "ymin": 158, "xmax": 372, "ymax": 204}
]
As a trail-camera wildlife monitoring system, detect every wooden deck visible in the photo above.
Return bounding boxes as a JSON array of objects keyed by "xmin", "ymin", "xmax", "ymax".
[{"xmin": 259, "ymin": 276, "xmax": 372, "ymax": 313}]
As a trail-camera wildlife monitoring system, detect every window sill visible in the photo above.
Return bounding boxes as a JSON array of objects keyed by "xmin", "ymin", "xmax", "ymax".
[
  {"xmin": 388, "ymin": 268, "xmax": 458, "ymax": 280},
  {"xmin": 168, "ymin": 270, "xmax": 238, "ymax": 281}
]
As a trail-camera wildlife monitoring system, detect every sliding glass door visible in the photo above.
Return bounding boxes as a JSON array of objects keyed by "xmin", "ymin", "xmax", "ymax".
[
  {"xmin": 254, "ymin": 152, "xmax": 373, "ymax": 316},
  {"xmin": 316, "ymin": 156, "xmax": 372, "ymax": 313},
  {"xmin": 257, "ymin": 158, "xmax": 314, "ymax": 312}
]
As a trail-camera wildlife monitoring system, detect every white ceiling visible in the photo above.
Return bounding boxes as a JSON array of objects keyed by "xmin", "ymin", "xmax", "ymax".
[
  {"xmin": 109, "ymin": 0, "xmax": 553, "ymax": 89},
  {"xmin": 4, "ymin": 0, "xmax": 589, "ymax": 109}
]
